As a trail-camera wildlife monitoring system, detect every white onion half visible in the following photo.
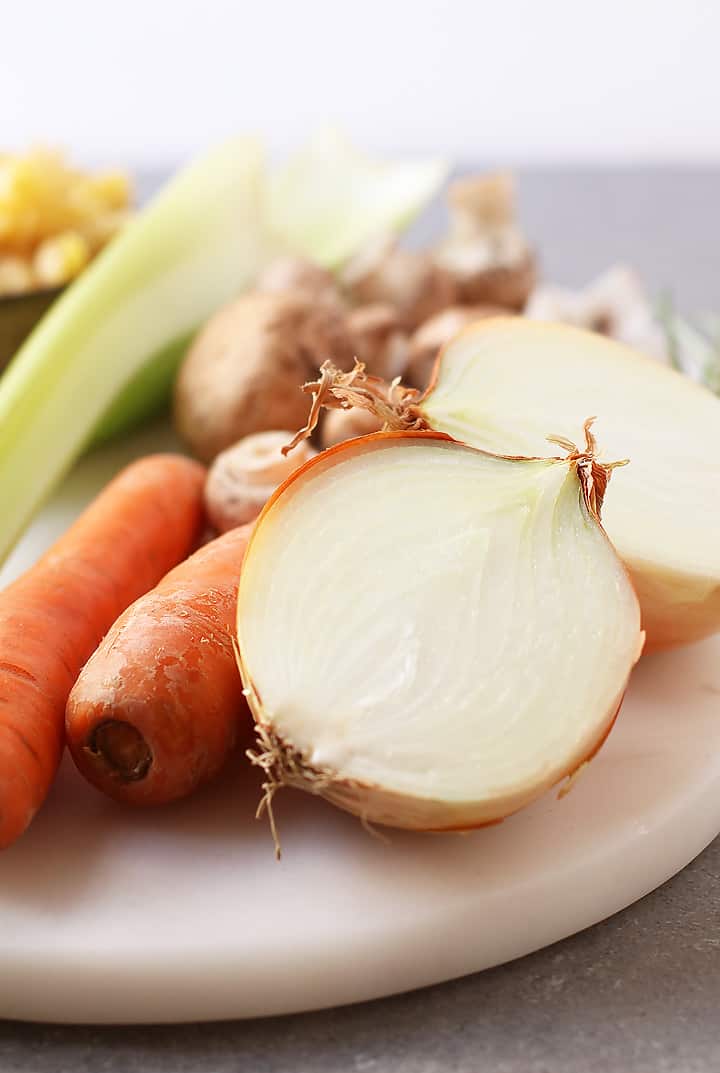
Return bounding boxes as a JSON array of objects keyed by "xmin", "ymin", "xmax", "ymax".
[
  {"xmin": 421, "ymin": 319, "xmax": 720, "ymax": 649},
  {"xmin": 237, "ymin": 433, "xmax": 642, "ymax": 833}
]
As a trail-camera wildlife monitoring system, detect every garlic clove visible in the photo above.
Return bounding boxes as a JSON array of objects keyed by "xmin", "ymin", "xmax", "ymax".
[{"xmin": 525, "ymin": 265, "xmax": 668, "ymax": 362}]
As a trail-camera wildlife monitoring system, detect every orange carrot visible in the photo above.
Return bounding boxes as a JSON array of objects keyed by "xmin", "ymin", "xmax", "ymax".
[
  {"xmin": 66, "ymin": 524, "xmax": 252, "ymax": 806},
  {"xmin": 0, "ymin": 454, "xmax": 206, "ymax": 849}
]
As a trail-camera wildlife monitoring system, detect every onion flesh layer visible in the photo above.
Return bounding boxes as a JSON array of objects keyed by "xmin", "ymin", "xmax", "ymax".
[
  {"xmin": 237, "ymin": 435, "xmax": 642, "ymax": 831},
  {"xmin": 423, "ymin": 319, "xmax": 720, "ymax": 648}
]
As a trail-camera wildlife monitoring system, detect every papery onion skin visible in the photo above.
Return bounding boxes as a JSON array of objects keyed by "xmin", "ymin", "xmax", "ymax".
[
  {"xmin": 239, "ymin": 684, "xmax": 629, "ymax": 832},
  {"xmin": 237, "ymin": 430, "xmax": 644, "ymax": 837}
]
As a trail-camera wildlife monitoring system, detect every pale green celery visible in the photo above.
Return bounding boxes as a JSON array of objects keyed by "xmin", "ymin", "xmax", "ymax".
[
  {"xmin": 0, "ymin": 132, "xmax": 447, "ymax": 563},
  {"xmin": 0, "ymin": 138, "xmax": 266, "ymax": 562},
  {"xmin": 96, "ymin": 133, "xmax": 447, "ymax": 440},
  {"xmin": 92, "ymin": 332, "xmax": 195, "ymax": 444},
  {"xmin": 268, "ymin": 128, "xmax": 448, "ymax": 268},
  {"xmin": 97, "ymin": 132, "xmax": 447, "ymax": 440}
]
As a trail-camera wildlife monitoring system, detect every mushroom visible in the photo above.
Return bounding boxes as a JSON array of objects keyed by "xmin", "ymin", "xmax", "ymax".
[
  {"xmin": 345, "ymin": 303, "xmax": 410, "ymax": 381},
  {"xmin": 405, "ymin": 305, "xmax": 507, "ymax": 390},
  {"xmin": 173, "ymin": 291, "xmax": 352, "ymax": 462},
  {"xmin": 205, "ymin": 430, "xmax": 317, "ymax": 532},
  {"xmin": 434, "ymin": 173, "xmax": 536, "ymax": 310},
  {"xmin": 256, "ymin": 256, "xmax": 344, "ymax": 308},
  {"xmin": 341, "ymin": 235, "xmax": 457, "ymax": 331}
]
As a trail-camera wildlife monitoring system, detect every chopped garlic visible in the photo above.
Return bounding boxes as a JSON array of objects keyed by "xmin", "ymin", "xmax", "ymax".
[{"xmin": 525, "ymin": 265, "xmax": 668, "ymax": 361}]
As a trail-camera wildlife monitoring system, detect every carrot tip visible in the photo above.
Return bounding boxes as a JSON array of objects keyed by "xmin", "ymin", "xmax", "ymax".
[{"xmin": 86, "ymin": 720, "xmax": 152, "ymax": 782}]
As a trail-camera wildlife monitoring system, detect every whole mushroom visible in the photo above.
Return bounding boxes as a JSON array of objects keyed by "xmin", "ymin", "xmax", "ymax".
[
  {"xmin": 205, "ymin": 431, "xmax": 317, "ymax": 533},
  {"xmin": 173, "ymin": 290, "xmax": 352, "ymax": 462},
  {"xmin": 341, "ymin": 236, "xmax": 457, "ymax": 331},
  {"xmin": 257, "ymin": 256, "xmax": 344, "ymax": 308},
  {"xmin": 434, "ymin": 174, "xmax": 536, "ymax": 310},
  {"xmin": 345, "ymin": 303, "xmax": 410, "ymax": 381},
  {"xmin": 405, "ymin": 305, "xmax": 506, "ymax": 390}
]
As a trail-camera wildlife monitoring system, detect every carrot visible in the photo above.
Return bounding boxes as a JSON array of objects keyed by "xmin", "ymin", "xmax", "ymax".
[
  {"xmin": 66, "ymin": 524, "xmax": 252, "ymax": 806},
  {"xmin": 0, "ymin": 453, "xmax": 206, "ymax": 849}
]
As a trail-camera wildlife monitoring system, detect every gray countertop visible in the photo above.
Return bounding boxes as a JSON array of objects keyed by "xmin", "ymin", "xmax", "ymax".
[{"xmin": 2, "ymin": 169, "xmax": 719, "ymax": 1073}]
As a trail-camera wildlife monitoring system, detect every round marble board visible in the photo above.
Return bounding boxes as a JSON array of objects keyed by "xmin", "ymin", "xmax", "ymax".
[{"xmin": 0, "ymin": 420, "xmax": 718, "ymax": 1024}]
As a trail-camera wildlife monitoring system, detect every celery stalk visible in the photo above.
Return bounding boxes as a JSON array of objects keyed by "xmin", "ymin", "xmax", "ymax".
[
  {"xmin": 92, "ymin": 331, "xmax": 195, "ymax": 444},
  {"xmin": 0, "ymin": 133, "xmax": 446, "ymax": 563},
  {"xmin": 268, "ymin": 129, "xmax": 448, "ymax": 268},
  {"xmin": 93, "ymin": 133, "xmax": 447, "ymax": 442},
  {"xmin": 0, "ymin": 138, "xmax": 265, "ymax": 562}
]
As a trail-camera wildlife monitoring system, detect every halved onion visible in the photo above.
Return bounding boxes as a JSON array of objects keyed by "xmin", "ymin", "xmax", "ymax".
[
  {"xmin": 295, "ymin": 319, "xmax": 720, "ymax": 648},
  {"xmin": 237, "ymin": 432, "xmax": 642, "ymax": 836}
]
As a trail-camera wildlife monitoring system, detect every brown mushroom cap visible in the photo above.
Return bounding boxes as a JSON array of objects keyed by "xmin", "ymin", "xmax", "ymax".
[
  {"xmin": 435, "ymin": 173, "xmax": 536, "ymax": 311},
  {"xmin": 205, "ymin": 431, "xmax": 317, "ymax": 532},
  {"xmin": 345, "ymin": 303, "xmax": 410, "ymax": 381},
  {"xmin": 405, "ymin": 305, "xmax": 507, "ymax": 390},
  {"xmin": 257, "ymin": 256, "xmax": 343, "ymax": 307},
  {"xmin": 341, "ymin": 237, "xmax": 458, "ymax": 331},
  {"xmin": 173, "ymin": 291, "xmax": 352, "ymax": 462}
]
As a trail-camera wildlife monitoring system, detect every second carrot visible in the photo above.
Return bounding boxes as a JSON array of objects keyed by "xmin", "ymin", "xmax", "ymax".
[{"xmin": 65, "ymin": 524, "xmax": 253, "ymax": 805}]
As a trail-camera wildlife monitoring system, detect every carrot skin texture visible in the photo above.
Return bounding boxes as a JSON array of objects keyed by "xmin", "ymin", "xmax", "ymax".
[
  {"xmin": 66, "ymin": 524, "xmax": 252, "ymax": 806},
  {"xmin": 0, "ymin": 454, "xmax": 206, "ymax": 849}
]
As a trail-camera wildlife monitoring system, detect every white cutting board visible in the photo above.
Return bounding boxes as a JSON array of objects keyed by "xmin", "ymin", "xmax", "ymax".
[{"xmin": 1, "ymin": 420, "xmax": 719, "ymax": 1025}]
